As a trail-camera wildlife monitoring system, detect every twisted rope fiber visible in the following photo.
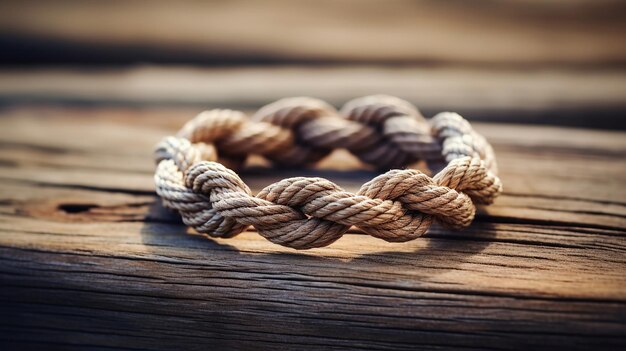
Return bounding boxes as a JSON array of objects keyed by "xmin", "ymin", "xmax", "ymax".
[{"xmin": 154, "ymin": 95, "xmax": 502, "ymax": 249}]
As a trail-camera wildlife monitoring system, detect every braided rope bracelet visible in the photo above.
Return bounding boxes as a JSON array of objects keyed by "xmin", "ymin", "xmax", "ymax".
[{"xmin": 154, "ymin": 95, "xmax": 502, "ymax": 249}]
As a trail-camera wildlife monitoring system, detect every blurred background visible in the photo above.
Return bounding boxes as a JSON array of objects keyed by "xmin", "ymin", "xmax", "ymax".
[{"xmin": 0, "ymin": 0, "xmax": 625, "ymax": 129}]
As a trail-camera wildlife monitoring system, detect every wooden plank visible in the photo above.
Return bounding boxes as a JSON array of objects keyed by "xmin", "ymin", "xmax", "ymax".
[
  {"xmin": 1, "ymin": 66, "xmax": 626, "ymax": 129},
  {"xmin": 1, "ymin": 0, "xmax": 625, "ymax": 66},
  {"xmin": 0, "ymin": 106, "xmax": 625, "ymax": 350}
]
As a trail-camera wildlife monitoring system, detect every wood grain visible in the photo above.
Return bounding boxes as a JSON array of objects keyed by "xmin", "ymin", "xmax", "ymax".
[
  {"xmin": 2, "ymin": 66, "xmax": 626, "ymax": 129},
  {"xmin": 0, "ymin": 107, "xmax": 625, "ymax": 350},
  {"xmin": 2, "ymin": 0, "xmax": 625, "ymax": 66}
]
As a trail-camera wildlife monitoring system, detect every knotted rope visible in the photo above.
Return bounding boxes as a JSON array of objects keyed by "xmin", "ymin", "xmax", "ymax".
[{"xmin": 154, "ymin": 95, "xmax": 502, "ymax": 249}]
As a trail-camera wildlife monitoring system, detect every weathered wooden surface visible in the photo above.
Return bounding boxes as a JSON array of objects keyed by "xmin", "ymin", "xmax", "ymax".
[
  {"xmin": 1, "ymin": 106, "xmax": 625, "ymax": 350},
  {"xmin": 2, "ymin": 66, "xmax": 626, "ymax": 129},
  {"xmin": 2, "ymin": 0, "xmax": 625, "ymax": 66}
]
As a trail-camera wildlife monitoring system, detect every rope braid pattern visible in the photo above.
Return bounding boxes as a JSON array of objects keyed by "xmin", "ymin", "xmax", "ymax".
[{"xmin": 154, "ymin": 95, "xmax": 502, "ymax": 249}]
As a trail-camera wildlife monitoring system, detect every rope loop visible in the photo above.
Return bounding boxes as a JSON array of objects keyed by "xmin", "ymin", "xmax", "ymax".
[{"xmin": 154, "ymin": 95, "xmax": 502, "ymax": 249}]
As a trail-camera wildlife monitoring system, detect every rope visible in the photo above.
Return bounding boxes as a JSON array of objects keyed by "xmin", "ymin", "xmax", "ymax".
[{"xmin": 154, "ymin": 95, "xmax": 502, "ymax": 249}]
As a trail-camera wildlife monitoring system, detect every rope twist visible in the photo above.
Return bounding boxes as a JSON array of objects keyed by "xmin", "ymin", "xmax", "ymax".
[{"xmin": 154, "ymin": 95, "xmax": 502, "ymax": 249}]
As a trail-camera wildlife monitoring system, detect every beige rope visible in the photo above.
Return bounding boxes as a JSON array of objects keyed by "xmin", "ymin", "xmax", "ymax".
[{"xmin": 154, "ymin": 95, "xmax": 502, "ymax": 249}]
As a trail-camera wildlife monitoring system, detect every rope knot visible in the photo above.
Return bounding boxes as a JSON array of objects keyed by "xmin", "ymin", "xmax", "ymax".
[
  {"xmin": 185, "ymin": 161, "xmax": 251, "ymax": 197},
  {"xmin": 154, "ymin": 136, "xmax": 201, "ymax": 173},
  {"xmin": 341, "ymin": 95, "xmax": 445, "ymax": 168},
  {"xmin": 153, "ymin": 96, "xmax": 503, "ymax": 249},
  {"xmin": 434, "ymin": 156, "xmax": 502, "ymax": 205},
  {"xmin": 358, "ymin": 168, "xmax": 475, "ymax": 230},
  {"xmin": 252, "ymin": 97, "xmax": 338, "ymax": 128}
]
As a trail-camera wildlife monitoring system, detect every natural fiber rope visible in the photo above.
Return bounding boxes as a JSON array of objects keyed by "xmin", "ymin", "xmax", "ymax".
[{"xmin": 154, "ymin": 95, "xmax": 502, "ymax": 249}]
